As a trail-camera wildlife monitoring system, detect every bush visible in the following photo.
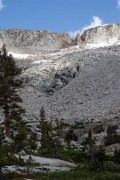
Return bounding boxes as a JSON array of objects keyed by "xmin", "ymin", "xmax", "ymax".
[
  {"xmin": 107, "ymin": 125, "xmax": 118, "ymax": 135},
  {"xmin": 106, "ymin": 161, "xmax": 120, "ymax": 173},
  {"xmin": 114, "ymin": 149, "xmax": 120, "ymax": 164},
  {"xmin": 65, "ymin": 129, "xmax": 78, "ymax": 141},
  {"xmin": 93, "ymin": 124, "xmax": 104, "ymax": 134},
  {"xmin": 104, "ymin": 124, "xmax": 120, "ymax": 146},
  {"xmin": 104, "ymin": 134, "xmax": 120, "ymax": 146},
  {"xmin": 64, "ymin": 149, "xmax": 89, "ymax": 163}
]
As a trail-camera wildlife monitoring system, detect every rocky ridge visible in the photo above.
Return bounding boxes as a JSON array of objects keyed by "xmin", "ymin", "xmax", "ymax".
[{"xmin": 0, "ymin": 29, "xmax": 73, "ymax": 54}]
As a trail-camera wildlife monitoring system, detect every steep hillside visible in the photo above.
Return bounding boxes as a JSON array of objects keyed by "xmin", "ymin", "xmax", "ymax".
[
  {"xmin": 1, "ymin": 24, "xmax": 120, "ymax": 127},
  {"xmin": 44, "ymin": 45, "xmax": 120, "ymax": 124},
  {"xmin": 17, "ymin": 45, "xmax": 120, "ymax": 125}
]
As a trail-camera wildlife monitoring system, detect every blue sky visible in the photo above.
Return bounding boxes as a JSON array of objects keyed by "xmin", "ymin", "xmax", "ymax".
[{"xmin": 0, "ymin": 0, "xmax": 120, "ymax": 36}]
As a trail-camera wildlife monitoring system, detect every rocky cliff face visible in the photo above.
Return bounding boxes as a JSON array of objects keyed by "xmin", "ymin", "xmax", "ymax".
[
  {"xmin": 0, "ymin": 29, "xmax": 73, "ymax": 54},
  {"xmin": 81, "ymin": 24, "xmax": 120, "ymax": 44},
  {"xmin": 1, "ymin": 24, "xmax": 120, "ymax": 55}
]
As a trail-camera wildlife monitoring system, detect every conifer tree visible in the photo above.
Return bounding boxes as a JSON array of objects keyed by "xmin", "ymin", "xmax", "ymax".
[
  {"xmin": 0, "ymin": 45, "xmax": 24, "ymax": 137},
  {"xmin": 52, "ymin": 118, "xmax": 64, "ymax": 158},
  {"xmin": 81, "ymin": 130, "xmax": 106, "ymax": 170},
  {"xmin": 114, "ymin": 149, "xmax": 120, "ymax": 164},
  {"xmin": 81, "ymin": 129, "xmax": 96, "ymax": 153},
  {"xmin": 13, "ymin": 122, "xmax": 27, "ymax": 153},
  {"xmin": 39, "ymin": 106, "xmax": 53, "ymax": 156},
  {"xmin": 55, "ymin": 118, "xmax": 63, "ymax": 138},
  {"xmin": 28, "ymin": 132, "xmax": 37, "ymax": 153},
  {"xmin": 39, "ymin": 107, "xmax": 63, "ymax": 158}
]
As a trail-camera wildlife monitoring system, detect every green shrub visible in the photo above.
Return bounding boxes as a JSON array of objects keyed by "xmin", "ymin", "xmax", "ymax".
[
  {"xmin": 104, "ymin": 134, "xmax": 120, "ymax": 146},
  {"xmin": 114, "ymin": 149, "xmax": 120, "ymax": 164},
  {"xmin": 63, "ymin": 149, "xmax": 89, "ymax": 163},
  {"xmin": 106, "ymin": 161, "xmax": 120, "ymax": 173},
  {"xmin": 71, "ymin": 121, "xmax": 85, "ymax": 129},
  {"xmin": 93, "ymin": 124, "xmax": 104, "ymax": 134},
  {"xmin": 104, "ymin": 124, "xmax": 120, "ymax": 146},
  {"xmin": 107, "ymin": 125, "xmax": 118, "ymax": 135}
]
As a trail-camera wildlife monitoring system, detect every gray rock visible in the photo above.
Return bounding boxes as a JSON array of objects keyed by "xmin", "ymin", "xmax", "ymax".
[
  {"xmin": 0, "ymin": 29, "xmax": 73, "ymax": 54},
  {"xmin": 81, "ymin": 24, "xmax": 120, "ymax": 44},
  {"xmin": 75, "ymin": 33, "xmax": 81, "ymax": 45}
]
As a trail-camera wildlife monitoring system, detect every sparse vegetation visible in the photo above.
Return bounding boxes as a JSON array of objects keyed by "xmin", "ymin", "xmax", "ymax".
[
  {"xmin": 93, "ymin": 124, "xmax": 104, "ymax": 134},
  {"xmin": 104, "ymin": 125, "xmax": 120, "ymax": 146},
  {"xmin": 107, "ymin": 125, "xmax": 118, "ymax": 135},
  {"xmin": 8, "ymin": 167, "xmax": 120, "ymax": 180},
  {"xmin": 114, "ymin": 149, "xmax": 120, "ymax": 164}
]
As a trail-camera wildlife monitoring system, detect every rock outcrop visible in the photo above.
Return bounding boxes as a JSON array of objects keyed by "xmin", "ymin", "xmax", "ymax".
[
  {"xmin": 75, "ymin": 33, "xmax": 81, "ymax": 45},
  {"xmin": 81, "ymin": 24, "xmax": 120, "ymax": 44},
  {"xmin": 0, "ymin": 29, "xmax": 73, "ymax": 54}
]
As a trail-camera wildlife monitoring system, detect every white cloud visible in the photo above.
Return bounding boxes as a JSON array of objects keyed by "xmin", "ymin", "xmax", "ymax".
[
  {"xmin": 69, "ymin": 16, "xmax": 104, "ymax": 39},
  {"xmin": 0, "ymin": 0, "xmax": 5, "ymax": 11},
  {"xmin": 118, "ymin": 0, "xmax": 120, "ymax": 8}
]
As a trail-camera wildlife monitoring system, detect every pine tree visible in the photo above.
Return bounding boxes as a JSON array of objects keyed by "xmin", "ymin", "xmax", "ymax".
[
  {"xmin": 81, "ymin": 130, "xmax": 106, "ymax": 170},
  {"xmin": 39, "ymin": 106, "xmax": 50, "ymax": 152},
  {"xmin": 52, "ymin": 118, "xmax": 64, "ymax": 158},
  {"xmin": 114, "ymin": 149, "xmax": 120, "ymax": 164},
  {"xmin": 28, "ymin": 132, "xmax": 37, "ymax": 154},
  {"xmin": 13, "ymin": 122, "xmax": 27, "ymax": 153},
  {"xmin": 81, "ymin": 130, "xmax": 96, "ymax": 153},
  {"xmin": 39, "ymin": 107, "xmax": 53, "ymax": 156},
  {"xmin": 0, "ymin": 45, "xmax": 25, "ymax": 137},
  {"xmin": 39, "ymin": 107, "xmax": 63, "ymax": 157},
  {"xmin": 55, "ymin": 118, "xmax": 63, "ymax": 138},
  {"xmin": 90, "ymin": 145, "xmax": 106, "ymax": 171}
]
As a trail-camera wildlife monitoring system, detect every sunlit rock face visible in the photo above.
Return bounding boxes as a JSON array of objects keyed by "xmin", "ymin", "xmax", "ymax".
[
  {"xmin": 0, "ymin": 29, "xmax": 73, "ymax": 54},
  {"xmin": 81, "ymin": 24, "xmax": 120, "ymax": 44}
]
